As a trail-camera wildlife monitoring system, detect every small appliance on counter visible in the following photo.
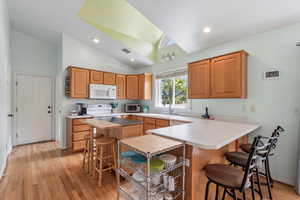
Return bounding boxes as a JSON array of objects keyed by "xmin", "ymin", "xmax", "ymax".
[
  {"xmin": 125, "ymin": 103, "xmax": 141, "ymax": 113},
  {"xmin": 84, "ymin": 103, "xmax": 112, "ymax": 116},
  {"xmin": 69, "ymin": 103, "xmax": 86, "ymax": 116}
]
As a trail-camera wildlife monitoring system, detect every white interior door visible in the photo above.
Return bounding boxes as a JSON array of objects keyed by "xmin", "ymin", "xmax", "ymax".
[{"xmin": 16, "ymin": 74, "xmax": 53, "ymax": 145}]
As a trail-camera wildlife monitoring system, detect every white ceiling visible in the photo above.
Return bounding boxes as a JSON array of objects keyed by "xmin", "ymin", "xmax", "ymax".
[
  {"xmin": 8, "ymin": 0, "xmax": 300, "ymax": 68},
  {"xmin": 8, "ymin": 0, "xmax": 153, "ymax": 68},
  {"xmin": 128, "ymin": 0, "xmax": 300, "ymax": 52}
]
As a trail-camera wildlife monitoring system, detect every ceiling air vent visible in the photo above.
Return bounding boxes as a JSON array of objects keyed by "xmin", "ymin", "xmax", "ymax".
[{"xmin": 122, "ymin": 48, "xmax": 131, "ymax": 54}]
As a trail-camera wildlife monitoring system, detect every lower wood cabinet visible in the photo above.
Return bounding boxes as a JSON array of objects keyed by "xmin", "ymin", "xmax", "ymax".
[
  {"xmin": 67, "ymin": 118, "xmax": 91, "ymax": 152},
  {"xmin": 143, "ymin": 117, "xmax": 170, "ymax": 134},
  {"xmin": 120, "ymin": 124, "xmax": 143, "ymax": 139}
]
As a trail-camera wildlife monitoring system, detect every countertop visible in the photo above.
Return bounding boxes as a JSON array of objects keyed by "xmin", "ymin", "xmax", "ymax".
[{"xmin": 67, "ymin": 112, "xmax": 260, "ymax": 150}]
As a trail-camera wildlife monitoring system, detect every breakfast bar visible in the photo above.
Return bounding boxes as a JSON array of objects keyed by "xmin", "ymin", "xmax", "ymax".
[{"xmin": 147, "ymin": 118, "xmax": 260, "ymax": 200}]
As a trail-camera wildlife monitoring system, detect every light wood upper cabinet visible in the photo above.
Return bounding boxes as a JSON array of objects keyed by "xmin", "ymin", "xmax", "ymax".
[
  {"xmin": 188, "ymin": 51, "xmax": 247, "ymax": 99},
  {"xmin": 188, "ymin": 60, "xmax": 210, "ymax": 98},
  {"xmin": 138, "ymin": 73, "xmax": 152, "ymax": 100},
  {"xmin": 90, "ymin": 70, "xmax": 103, "ymax": 84},
  {"xmin": 68, "ymin": 67, "xmax": 90, "ymax": 98},
  {"xmin": 210, "ymin": 51, "xmax": 247, "ymax": 98},
  {"xmin": 103, "ymin": 72, "xmax": 116, "ymax": 85},
  {"xmin": 126, "ymin": 75, "xmax": 139, "ymax": 99},
  {"xmin": 116, "ymin": 74, "xmax": 126, "ymax": 99}
]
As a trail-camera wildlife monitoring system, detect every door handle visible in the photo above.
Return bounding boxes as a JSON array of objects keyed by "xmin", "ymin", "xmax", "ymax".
[
  {"xmin": 8, "ymin": 114, "xmax": 14, "ymax": 118},
  {"xmin": 48, "ymin": 105, "xmax": 52, "ymax": 114}
]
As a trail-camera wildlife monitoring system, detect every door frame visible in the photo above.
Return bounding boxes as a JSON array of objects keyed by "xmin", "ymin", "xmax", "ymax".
[{"xmin": 13, "ymin": 73, "xmax": 56, "ymax": 146}]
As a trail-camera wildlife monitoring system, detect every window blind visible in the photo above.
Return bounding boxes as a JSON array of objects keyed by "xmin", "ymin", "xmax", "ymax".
[{"xmin": 155, "ymin": 68, "xmax": 187, "ymax": 80}]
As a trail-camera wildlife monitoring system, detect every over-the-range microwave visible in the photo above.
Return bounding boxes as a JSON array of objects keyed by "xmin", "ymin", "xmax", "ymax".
[{"xmin": 89, "ymin": 84, "xmax": 116, "ymax": 99}]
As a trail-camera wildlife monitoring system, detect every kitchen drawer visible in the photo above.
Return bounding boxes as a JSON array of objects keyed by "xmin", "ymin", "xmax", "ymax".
[
  {"xmin": 144, "ymin": 123, "xmax": 156, "ymax": 134},
  {"xmin": 72, "ymin": 140, "xmax": 86, "ymax": 151},
  {"xmin": 136, "ymin": 116, "xmax": 144, "ymax": 122},
  {"xmin": 73, "ymin": 131, "xmax": 90, "ymax": 141},
  {"xmin": 72, "ymin": 118, "xmax": 89, "ymax": 125},
  {"xmin": 155, "ymin": 119, "xmax": 170, "ymax": 128},
  {"xmin": 144, "ymin": 117, "xmax": 156, "ymax": 125},
  {"xmin": 73, "ymin": 125, "xmax": 91, "ymax": 132}
]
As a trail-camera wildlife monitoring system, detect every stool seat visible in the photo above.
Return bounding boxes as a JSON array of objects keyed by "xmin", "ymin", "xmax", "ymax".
[
  {"xmin": 205, "ymin": 164, "xmax": 244, "ymax": 188},
  {"xmin": 240, "ymin": 143, "xmax": 251, "ymax": 153},
  {"xmin": 225, "ymin": 152, "xmax": 248, "ymax": 167},
  {"xmin": 95, "ymin": 137, "xmax": 116, "ymax": 145}
]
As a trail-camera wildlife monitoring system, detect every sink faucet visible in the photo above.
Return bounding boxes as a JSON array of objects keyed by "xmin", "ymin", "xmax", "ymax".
[{"xmin": 168, "ymin": 104, "xmax": 175, "ymax": 115}]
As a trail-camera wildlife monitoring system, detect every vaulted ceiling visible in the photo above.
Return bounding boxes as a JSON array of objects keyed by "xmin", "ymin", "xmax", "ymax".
[{"xmin": 8, "ymin": 0, "xmax": 300, "ymax": 68}]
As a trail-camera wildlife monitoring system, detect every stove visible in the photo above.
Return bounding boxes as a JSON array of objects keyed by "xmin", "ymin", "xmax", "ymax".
[{"xmin": 95, "ymin": 117, "xmax": 143, "ymax": 126}]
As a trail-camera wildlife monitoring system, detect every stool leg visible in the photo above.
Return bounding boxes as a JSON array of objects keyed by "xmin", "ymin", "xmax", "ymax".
[
  {"xmin": 232, "ymin": 189, "xmax": 237, "ymax": 200},
  {"xmin": 242, "ymin": 191, "xmax": 246, "ymax": 200},
  {"xmin": 265, "ymin": 160, "xmax": 273, "ymax": 199},
  {"xmin": 255, "ymin": 167, "xmax": 263, "ymax": 200},
  {"xmin": 82, "ymin": 144, "xmax": 87, "ymax": 170},
  {"xmin": 98, "ymin": 145, "xmax": 103, "ymax": 187},
  {"xmin": 215, "ymin": 184, "xmax": 219, "ymax": 200},
  {"xmin": 221, "ymin": 188, "xmax": 227, "ymax": 200},
  {"xmin": 266, "ymin": 157, "xmax": 274, "ymax": 187},
  {"xmin": 205, "ymin": 180, "xmax": 211, "ymax": 200},
  {"xmin": 111, "ymin": 143, "xmax": 117, "ymax": 182},
  {"xmin": 250, "ymin": 176, "xmax": 256, "ymax": 200}
]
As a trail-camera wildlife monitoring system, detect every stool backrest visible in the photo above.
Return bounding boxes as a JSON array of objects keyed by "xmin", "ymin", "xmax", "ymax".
[
  {"xmin": 240, "ymin": 135, "xmax": 276, "ymax": 190},
  {"xmin": 270, "ymin": 125, "xmax": 284, "ymax": 151}
]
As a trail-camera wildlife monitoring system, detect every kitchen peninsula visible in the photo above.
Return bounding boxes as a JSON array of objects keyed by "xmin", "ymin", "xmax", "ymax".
[{"xmin": 146, "ymin": 117, "xmax": 260, "ymax": 200}]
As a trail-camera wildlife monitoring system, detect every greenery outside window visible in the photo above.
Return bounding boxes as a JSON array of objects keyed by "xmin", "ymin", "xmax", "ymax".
[{"xmin": 156, "ymin": 70, "xmax": 189, "ymax": 109}]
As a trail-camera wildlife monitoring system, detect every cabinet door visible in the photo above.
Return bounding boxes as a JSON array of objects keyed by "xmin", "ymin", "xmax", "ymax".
[
  {"xmin": 138, "ymin": 74, "xmax": 152, "ymax": 100},
  {"xmin": 155, "ymin": 119, "xmax": 170, "ymax": 128},
  {"xmin": 69, "ymin": 67, "xmax": 90, "ymax": 98},
  {"xmin": 210, "ymin": 52, "xmax": 245, "ymax": 98},
  {"xmin": 116, "ymin": 74, "xmax": 126, "ymax": 99},
  {"xmin": 103, "ymin": 72, "xmax": 116, "ymax": 85},
  {"xmin": 126, "ymin": 75, "xmax": 139, "ymax": 99},
  {"xmin": 138, "ymin": 75, "xmax": 145, "ymax": 99},
  {"xmin": 188, "ymin": 60, "xmax": 210, "ymax": 99},
  {"xmin": 144, "ymin": 123, "xmax": 156, "ymax": 135},
  {"xmin": 90, "ymin": 70, "xmax": 103, "ymax": 84},
  {"xmin": 122, "ymin": 125, "xmax": 143, "ymax": 138}
]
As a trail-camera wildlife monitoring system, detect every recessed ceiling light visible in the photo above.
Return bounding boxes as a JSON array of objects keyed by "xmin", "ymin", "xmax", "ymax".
[
  {"xmin": 130, "ymin": 58, "xmax": 135, "ymax": 62},
  {"xmin": 203, "ymin": 27, "xmax": 211, "ymax": 34},
  {"xmin": 93, "ymin": 38, "xmax": 100, "ymax": 44}
]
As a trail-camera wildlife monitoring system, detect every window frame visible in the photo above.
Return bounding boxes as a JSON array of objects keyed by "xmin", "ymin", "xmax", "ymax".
[{"xmin": 155, "ymin": 74, "xmax": 191, "ymax": 110}]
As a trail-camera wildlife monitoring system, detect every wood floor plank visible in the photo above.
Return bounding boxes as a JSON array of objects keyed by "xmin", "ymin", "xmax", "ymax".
[{"xmin": 0, "ymin": 142, "xmax": 299, "ymax": 200}]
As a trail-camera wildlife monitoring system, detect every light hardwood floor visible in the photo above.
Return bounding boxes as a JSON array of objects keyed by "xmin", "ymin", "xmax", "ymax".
[{"xmin": 0, "ymin": 142, "xmax": 299, "ymax": 200}]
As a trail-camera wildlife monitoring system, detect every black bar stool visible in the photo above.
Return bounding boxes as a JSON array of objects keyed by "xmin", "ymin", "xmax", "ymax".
[
  {"xmin": 224, "ymin": 126, "xmax": 284, "ymax": 199},
  {"xmin": 204, "ymin": 136, "xmax": 276, "ymax": 200}
]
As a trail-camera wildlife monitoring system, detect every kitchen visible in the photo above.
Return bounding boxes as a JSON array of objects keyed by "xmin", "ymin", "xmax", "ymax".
[{"xmin": 1, "ymin": 0, "xmax": 300, "ymax": 200}]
